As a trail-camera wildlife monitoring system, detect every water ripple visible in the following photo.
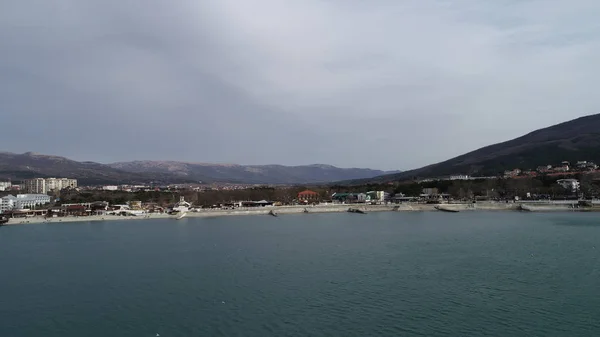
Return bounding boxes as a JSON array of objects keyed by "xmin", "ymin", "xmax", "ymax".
[{"xmin": 2, "ymin": 212, "xmax": 600, "ymax": 336}]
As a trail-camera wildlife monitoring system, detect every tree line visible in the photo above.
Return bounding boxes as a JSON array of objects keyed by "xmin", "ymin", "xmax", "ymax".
[{"xmin": 53, "ymin": 173, "xmax": 600, "ymax": 206}]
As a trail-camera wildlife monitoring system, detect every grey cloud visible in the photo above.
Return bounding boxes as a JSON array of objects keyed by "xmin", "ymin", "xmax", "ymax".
[{"xmin": 1, "ymin": 0, "xmax": 600, "ymax": 171}]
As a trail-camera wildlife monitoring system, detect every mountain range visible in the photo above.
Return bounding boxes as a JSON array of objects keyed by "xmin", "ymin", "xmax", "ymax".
[
  {"xmin": 0, "ymin": 152, "xmax": 397, "ymax": 185},
  {"xmin": 354, "ymin": 113, "xmax": 600, "ymax": 183},
  {"xmin": 4, "ymin": 114, "xmax": 599, "ymax": 186}
]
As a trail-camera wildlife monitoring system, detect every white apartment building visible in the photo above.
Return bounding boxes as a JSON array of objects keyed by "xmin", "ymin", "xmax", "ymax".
[
  {"xmin": 46, "ymin": 178, "xmax": 78, "ymax": 191},
  {"xmin": 24, "ymin": 178, "xmax": 78, "ymax": 193},
  {"xmin": 0, "ymin": 181, "xmax": 11, "ymax": 191},
  {"xmin": 0, "ymin": 196, "xmax": 15, "ymax": 213},
  {"xmin": 0, "ymin": 194, "xmax": 51, "ymax": 213},
  {"xmin": 25, "ymin": 178, "xmax": 47, "ymax": 194}
]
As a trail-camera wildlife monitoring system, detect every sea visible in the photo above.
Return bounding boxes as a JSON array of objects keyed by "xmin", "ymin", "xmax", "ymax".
[{"xmin": 1, "ymin": 211, "xmax": 600, "ymax": 337}]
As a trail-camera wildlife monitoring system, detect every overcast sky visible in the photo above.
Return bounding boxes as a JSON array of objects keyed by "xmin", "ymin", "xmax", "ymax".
[{"xmin": 1, "ymin": 0, "xmax": 599, "ymax": 170}]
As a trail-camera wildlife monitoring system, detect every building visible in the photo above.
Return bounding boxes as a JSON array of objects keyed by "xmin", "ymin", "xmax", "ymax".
[
  {"xmin": 171, "ymin": 196, "xmax": 191, "ymax": 213},
  {"xmin": 297, "ymin": 190, "xmax": 319, "ymax": 202},
  {"xmin": 422, "ymin": 188, "xmax": 439, "ymax": 196},
  {"xmin": 46, "ymin": 178, "xmax": 77, "ymax": 191},
  {"xmin": 25, "ymin": 178, "xmax": 47, "ymax": 194},
  {"xmin": 554, "ymin": 165, "xmax": 569, "ymax": 172},
  {"xmin": 537, "ymin": 165, "xmax": 553, "ymax": 173},
  {"xmin": 15, "ymin": 194, "xmax": 52, "ymax": 209},
  {"xmin": 449, "ymin": 175, "xmax": 470, "ymax": 180},
  {"xmin": 504, "ymin": 169, "xmax": 521, "ymax": 178},
  {"xmin": 0, "ymin": 194, "xmax": 51, "ymax": 213},
  {"xmin": 102, "ymin": 185, "xmax": 119, "ymax": 191},
  {"xmin": 332, "ymin": 193, "xmax": 356, "ymax": 203},
  {"xmin": 576, "ymin": 161, "xmax": 598, "ymax": 170},
  {"xmin": 129, "ymin": 200, "xmax": 142, "ymax": 210},
  {"xmin": 0, "ymin": 181, "xmax": 11, "ymax": 191},
  {"xmin": 366, "ymin": 191, "xmax": 390, "ymax": 203},
  {"xmin": 557, "ymin": 179, "xmax": 579, "ymax": 192},
  {"xmin": 0, "ymin": 195, "xmax": 16, "ymax": 213},
  {"xmin": 24, "ymin": 178, "xmax": 77, "ymax": 193}
]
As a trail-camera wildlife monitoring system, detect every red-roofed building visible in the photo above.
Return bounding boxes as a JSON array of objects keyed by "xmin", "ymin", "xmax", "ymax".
[{"xmin": 298, "ymin": 190, "xmax": 319, "ymax": 203}]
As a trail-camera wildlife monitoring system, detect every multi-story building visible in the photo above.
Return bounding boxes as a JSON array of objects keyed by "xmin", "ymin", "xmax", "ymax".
[
  {"xmin": 46, "ymin": 178, "xmax": 77, "ymax": 191},
  {"xmin": 0, "ymin": 195, "xmax": 16, "ymax": 213},
  {"xmin": 24, "ymin": 178, "xmax": 78, "ymax": 193},
  {"xmin": 0, "ymin": 181, "xmax": 11, "ymax": 191},
  {"xmin": 46, "ymin": 178, "xmax": 60, "ymax": 191},
  {"xmin": 25, "ymin": 178, "xmax": 47, "ymax": 194},
  {"xmin": 63, "ymin": 178, "xmax": 77, "ymax": 189},
  {"xmin": 0, "ymin": 194, "xmax": 51, "ymax": 213}
]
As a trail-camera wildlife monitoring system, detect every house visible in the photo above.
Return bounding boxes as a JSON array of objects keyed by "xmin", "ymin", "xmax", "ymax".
[
  {"xmin": 504, "ymin": 169, "xmax": 521, "ymax": 178},
  {"xmin": 537, "ymin": 165, "xmax": 552, "ymax": 173},
  {"xmin": 576, "ymin": 161, "xmax": 598, "ymax": 170},
  {"xmin": 557, "ymin": 179, "xmax": 579, "ymax": 192},
  {"xmin": 554, "ymin": 164, "xmax": 569, "ymax": 172},
  {"xmin": 297, "ymin": 190, "xmax": 319, "ymax": 203}
]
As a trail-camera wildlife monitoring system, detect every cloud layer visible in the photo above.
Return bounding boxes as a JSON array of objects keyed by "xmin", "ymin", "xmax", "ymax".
[{"xmin": 1, "ymin": 0, "xmax": 599, "ymax": 170}]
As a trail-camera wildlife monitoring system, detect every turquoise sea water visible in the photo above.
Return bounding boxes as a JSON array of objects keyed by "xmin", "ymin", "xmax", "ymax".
[{"xmin": 1, "ymin": 212, "xmax": 600, "ymax": 336}]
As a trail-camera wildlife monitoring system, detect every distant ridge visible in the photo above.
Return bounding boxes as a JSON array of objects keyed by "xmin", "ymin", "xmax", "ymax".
[
  {"xmin": 0, "ymin": 152, "xmax": 398, "ymax": 185},
  {"xmin": 109, "ymin": 160, "xmax": 399, "ymax": 184},
  {"xmin": 351, "ymin": 113, "xmax": 600, "ymax": 183}
]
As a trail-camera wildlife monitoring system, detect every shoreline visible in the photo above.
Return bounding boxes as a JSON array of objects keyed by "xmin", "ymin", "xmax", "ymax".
[{"xmin": 3, "ymin": 202, "xmax": 594, "ymax": 226}]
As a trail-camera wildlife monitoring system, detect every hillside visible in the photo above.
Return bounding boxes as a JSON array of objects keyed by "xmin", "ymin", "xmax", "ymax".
[
  {"xmin": 355, "ymin": 113, "xmax": 600, "ymax": 183},
  {"xmin": 109, "ymin": 161, "xmax": 398, "ymax": 184},
  {"xmin": 0, "ymin": 152, "xmax": 191, "ymax": 185},
  {"xmin": 0, "ymin": 152, "xmax": 396, "ymax": 185}
]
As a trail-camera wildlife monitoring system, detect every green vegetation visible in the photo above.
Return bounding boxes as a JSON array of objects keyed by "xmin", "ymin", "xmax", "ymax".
[
  {"xmin": 351, "ymin": 113, "xmax": 600, "ymax": 183},
  {"xmin": 53, "ymin": 172, "xmax": 600, "ymax": 207}
]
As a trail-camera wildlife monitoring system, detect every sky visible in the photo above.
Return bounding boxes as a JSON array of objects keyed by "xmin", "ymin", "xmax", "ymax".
[{"xmin": 1, "ymin": 0, "xmax": 600, "ymax": 171}]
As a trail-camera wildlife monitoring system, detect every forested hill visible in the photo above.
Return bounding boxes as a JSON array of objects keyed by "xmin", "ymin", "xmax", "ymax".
[{"xmin": 348, "ymin": 113, "xmax": 600, "ymax": 183}]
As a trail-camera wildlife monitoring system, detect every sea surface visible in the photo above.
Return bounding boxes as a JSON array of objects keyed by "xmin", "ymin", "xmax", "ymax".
[{"xmin": 1, "ymin": 211, "xmax": 600, "ymax": 337}]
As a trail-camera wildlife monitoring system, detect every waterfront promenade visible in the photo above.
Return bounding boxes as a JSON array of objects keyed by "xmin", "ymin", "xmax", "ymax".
[{"xmin": 3, "ymin": 201, "xmax": 587, "ymax": 225}]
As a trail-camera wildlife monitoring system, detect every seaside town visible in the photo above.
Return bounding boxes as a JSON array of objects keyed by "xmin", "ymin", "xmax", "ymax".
[{"xmin": 1, "ymin": 159, "xmax": 600, "ymax": 224}]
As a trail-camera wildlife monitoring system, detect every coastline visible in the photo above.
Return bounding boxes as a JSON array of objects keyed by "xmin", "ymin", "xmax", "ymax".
[{"xmin": 3, "ymin": 201, "xmax": 592, "ymax": 226}]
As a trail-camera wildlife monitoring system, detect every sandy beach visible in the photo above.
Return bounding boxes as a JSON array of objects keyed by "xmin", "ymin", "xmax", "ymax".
[{"xmin": 3, "ymin": 201, "xmax": 589, "ymax": 226}]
